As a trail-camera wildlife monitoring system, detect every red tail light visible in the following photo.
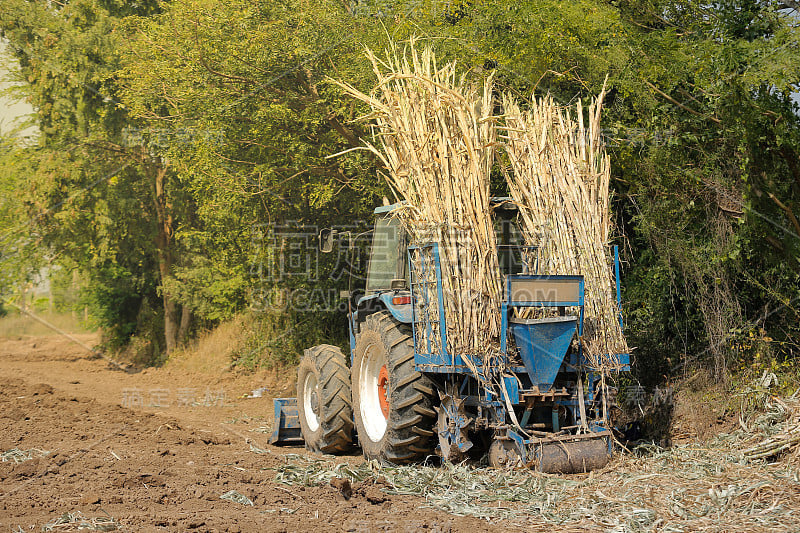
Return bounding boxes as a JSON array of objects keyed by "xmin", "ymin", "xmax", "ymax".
[{"xmin": 392, "ymin": 296, "xmax": 412, "ymax": 305}]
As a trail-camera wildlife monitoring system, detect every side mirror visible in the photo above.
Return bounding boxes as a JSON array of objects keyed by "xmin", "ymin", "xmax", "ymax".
[
  {"xmin": 319, "ymin": 228, "xmax": 337, "ymax": 253},
  {"xmin": 390, "ymin": 278, "xmax": 406, "ymax": 291}
]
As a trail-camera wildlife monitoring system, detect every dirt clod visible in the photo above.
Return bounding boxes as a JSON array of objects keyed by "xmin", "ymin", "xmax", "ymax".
[
  {"xmin": 364, "ymin": 487, "xmax": 388, "ymax": 504},
  {"xmin": 11, "ymin": 458, "xmax": 39, "ymax": 478},
  {"xmin": 80, "ymin": 493, "xmax": 101, "ymax": 505},
  {"xmin": 31, "ymin": 383, "xmax": 53, "ymax": 395},
  {"xmin": 330, "ymin": 477, "xmax": 353, "ymax": 500},
  {"xmin": 2, "ymin": 407, "xmax": 26, "ymax": 421}
]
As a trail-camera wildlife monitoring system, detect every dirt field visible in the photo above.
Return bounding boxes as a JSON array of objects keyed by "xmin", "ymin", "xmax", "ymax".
[
  {"xmin": 0, "ymin": 328, "xmax": 544, "ymax": 531},
  {"xmin": 3, "ymin": 331, "xmax": 800, "ymax": 532},
  {"xmin": 0, "ymin": 333, "xmax": 515, "ymax": 532}
]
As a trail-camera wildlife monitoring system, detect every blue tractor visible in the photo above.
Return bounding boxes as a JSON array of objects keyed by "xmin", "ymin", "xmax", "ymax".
[{"xmin": 271, "ymin": 200, "xmax": 629, "ymax": 472}]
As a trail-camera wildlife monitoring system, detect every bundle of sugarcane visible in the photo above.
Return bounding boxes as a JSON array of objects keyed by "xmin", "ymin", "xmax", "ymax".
[
  {"xmin": 330, "ymin": 43, "xmax": 502, "ymax": 359},
  {"xmin": 743, "ymin": 393, "xmax": 800, "ymax": 462},
  {"xmin": 500, "ymin": 90, "xmax": 628, "ymax": 369}
]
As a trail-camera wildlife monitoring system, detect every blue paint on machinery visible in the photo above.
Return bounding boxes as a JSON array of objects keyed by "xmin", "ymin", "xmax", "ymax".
[
  {"xmin": 510, "ymin": 316, "xmax": 577, "ymax": 393},
  {"xmin": 271, "ymin": 202, "xmax": 631, "ymax": 473},
  {"xmin": 269, "ymin": 398, "xmax": 302, "ymax": 445}
]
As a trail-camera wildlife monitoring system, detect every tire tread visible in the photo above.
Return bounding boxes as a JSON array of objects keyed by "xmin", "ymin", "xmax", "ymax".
[
  {"xmin": 298, "ymin": 344, "xmax": 353, "ymax": 454},
  {"xmin": 353, "ymin": 312, "xmax": 436, "ymax": 464}
]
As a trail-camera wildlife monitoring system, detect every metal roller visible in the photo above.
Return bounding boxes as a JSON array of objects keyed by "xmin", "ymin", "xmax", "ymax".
[{"xmin": 531, "ymin": 438, "xmax": 610, "ymax": 474}]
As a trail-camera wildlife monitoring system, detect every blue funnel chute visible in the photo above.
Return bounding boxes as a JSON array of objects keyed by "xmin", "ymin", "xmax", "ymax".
[{"xmin": 510, "ymin": 316, "xmax": 577, "ymax": 393}]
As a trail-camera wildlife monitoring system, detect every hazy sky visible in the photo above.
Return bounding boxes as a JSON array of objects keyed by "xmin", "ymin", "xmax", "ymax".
[{"xmin": 0, "ymin": 39, "xmax": 37, "ymax": 138}]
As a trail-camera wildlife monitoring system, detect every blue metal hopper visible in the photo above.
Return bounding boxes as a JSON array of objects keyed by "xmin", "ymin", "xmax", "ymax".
[
  {"xmin": 269, "ymin": 397, "xmax": 303, "ymax": 445},
  {"xmin": 510, "ymin": 316, "xmax": 577, "ymax": 393}
]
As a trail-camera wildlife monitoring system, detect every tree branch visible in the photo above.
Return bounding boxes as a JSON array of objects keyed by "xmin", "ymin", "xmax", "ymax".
[
  {"xmin": 294, "ymin": 67, "xmax": 361, "ymax": 148},
  {"xmin": 780, "ymin": 146, "xmax": 800, "ymax": 193},
  {"xmin": 645, "ymin": 81, "xmax": 722, "ymax": 124},
  {"xmin": 768, "ymin": 192, "xmax": 800, "ymax": 239},
  {"xmin": 193, "ymin": 18, "xmax": 258, "ymax": 85}
]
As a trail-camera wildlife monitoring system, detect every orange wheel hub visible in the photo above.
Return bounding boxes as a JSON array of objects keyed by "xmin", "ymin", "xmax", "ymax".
[{"xmin": 377, "ymin": 365, "xmax": 390, "ymax": 419}]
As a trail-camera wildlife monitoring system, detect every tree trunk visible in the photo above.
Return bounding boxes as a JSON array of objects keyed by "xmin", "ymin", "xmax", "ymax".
[
  {"xmin": 178, "ymin": 305, "xmax": 192, "ymax": 344},
  {"xmin": 148, "ymin": 157, "xmax": 179, "ymax": 354},
  {"xmin": 779, "ymin": 146, "xmax": 800, "ymax": 194},
  {"xmin": 48, "ymin": 261, "xmax": 54, "ymax": 313},
  {"xmin": 20, "ymin": 284, "xmax": 28, "ymax": 312},
  {"xmin": 72, "ymin": 270, "xmax": 80, "ymax": 320}
]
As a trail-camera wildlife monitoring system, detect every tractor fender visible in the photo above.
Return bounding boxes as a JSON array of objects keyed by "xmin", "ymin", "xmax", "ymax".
[{"xmin": 356, "ymin": 293, "xmax": 413, "ymax": 324}]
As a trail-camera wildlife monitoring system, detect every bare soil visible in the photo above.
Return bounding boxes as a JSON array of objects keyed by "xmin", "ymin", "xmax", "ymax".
[{"xmin": 0, "ymin": 333, "xmax": 516, "ymax": 532}]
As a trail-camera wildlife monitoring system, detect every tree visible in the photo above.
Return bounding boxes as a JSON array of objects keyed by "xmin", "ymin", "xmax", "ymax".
[
  {"xmin": 116, "ymin": 0, "xmax": 406, "ymax": 355},
  {"xmin": 0, "ymin": 0, "xmax": 198, "ymax": 356},
  {"xmin": 0, "ymin": 134, "xmax": 41, "ymax": 307},
  {"xmin": 454, "ymin": 0, "xmax": 800, "ymax": 379}
]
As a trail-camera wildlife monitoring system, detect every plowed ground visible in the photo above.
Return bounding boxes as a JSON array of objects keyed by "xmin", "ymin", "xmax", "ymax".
[{"xmin": 0, "ymin": 334, "xmax": 508, "ymax": 532}]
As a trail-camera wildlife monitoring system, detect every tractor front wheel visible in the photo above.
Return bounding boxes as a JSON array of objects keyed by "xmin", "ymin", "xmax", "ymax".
[
  {"xmin": 352, "ymin": 311, "xmax": 436, "ymax": 463},
  {"xmin": 296, "ymin": 344, "xmax": 354, "ymax": 454}
]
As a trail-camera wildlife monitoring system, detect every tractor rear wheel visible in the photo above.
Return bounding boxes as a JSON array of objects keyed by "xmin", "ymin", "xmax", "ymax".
[
  {"xmin": 296, "ymin": 344, "xmax": 354, "ymax": 454},
  {"xmin": 352, "ymin": 311, "xmax": 436, "ymax": 463}
]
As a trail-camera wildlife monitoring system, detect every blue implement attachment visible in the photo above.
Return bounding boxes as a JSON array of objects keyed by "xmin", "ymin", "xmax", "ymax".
[
  {"xmin": 269, "ymin": 397, "xmax": 303, "ymax": 445},
  {"xmin": 500, "ymin": 274, "xmax": 585, "ymax": 392},
  {"xmin": 510, "ymin": 316, "xmax": 577, "ymax": 393}
]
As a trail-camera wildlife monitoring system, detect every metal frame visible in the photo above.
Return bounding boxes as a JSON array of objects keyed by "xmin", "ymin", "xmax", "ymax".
[
  {"xmin": 268, "ymin": 398, "xmax": 302, "ymax": 444},
  {"xmin": 408, "ymin": 243, "xmax": 460, "ymax": 371},
  {"xmin": 273, "ymin": 203, "xmax": 634, "ymax": 464},
  {"xmin": 499, "ymin": 274, "xmax": 585, "ymax": 356}
]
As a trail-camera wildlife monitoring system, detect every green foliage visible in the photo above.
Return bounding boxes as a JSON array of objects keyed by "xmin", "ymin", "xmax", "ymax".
[
  {"xmin": 1, "ymin": 0, "xmax": 798, "ymax": 377},
  {"xmin": 0, "ymin": 134, "xmax": 43, "ymax": 299},
  {"xmin": 116, "ymin": 0, "xmax": 394, "ymax": 359},
  {"xmin": 48, "ymin": 266, "xmax": 83, "ymax": 315},
  {"xmin": 0, "ymin": 0, "xmax": 164, "ymax": 352},
  {"xmin": 161, "ymin": 259, "xmax": 247, "ymax": 322}
]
